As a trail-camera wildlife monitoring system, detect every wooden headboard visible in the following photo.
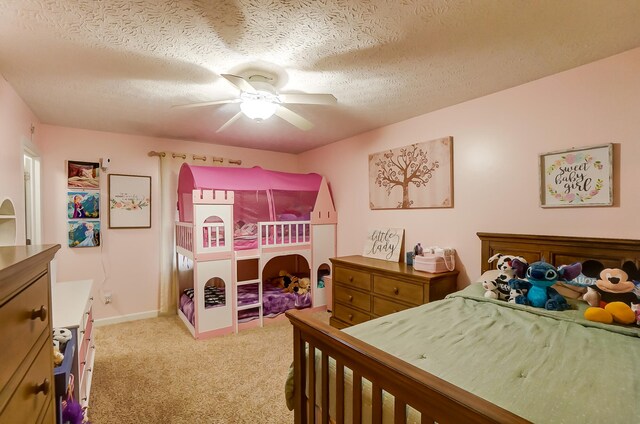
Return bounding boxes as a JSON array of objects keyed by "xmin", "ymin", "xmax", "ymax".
[{"xmin": 478, "ymin": 232, "xmax": 640, "ymax": 273}]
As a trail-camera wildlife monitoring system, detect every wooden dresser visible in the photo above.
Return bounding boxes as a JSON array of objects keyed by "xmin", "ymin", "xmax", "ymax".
[
  {"xmin": 329, "ymin": 255, "xmax": 458, "ymax": 329},
  {"xmin": 0, "ymin": 244, "xmax": 61, "ymax": 424}
]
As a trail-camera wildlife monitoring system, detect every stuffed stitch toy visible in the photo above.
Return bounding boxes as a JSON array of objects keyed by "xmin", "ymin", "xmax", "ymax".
[
  {"xmin": 510, "ymin": 259, "xmax": 581, "ymax": 310},
  {"xmin": 481, "ymin": 253, "xmax": 528, "ymax": 301}
]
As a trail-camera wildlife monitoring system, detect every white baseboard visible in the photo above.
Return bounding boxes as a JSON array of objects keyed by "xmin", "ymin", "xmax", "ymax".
[{"xmin": 94, "ymin": 310, "xmax": 159, "ymax": 327}]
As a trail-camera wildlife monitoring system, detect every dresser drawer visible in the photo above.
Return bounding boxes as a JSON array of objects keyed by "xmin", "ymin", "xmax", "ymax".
[
  {"xmin": 0, "ymin": 274, "xmax": 49, "ymax": 389},
  {"xmin": 1, "ymin": 338, "xmax": 53, "ymax": 423},
  {"xmin": 333, "ymin": 266, "xmax": 371, "ymax": 291},
  {"xmin": 334, "ymin": 283, "xmax": 370, "ymax": 312},
  {"xmin": 373, "ymin": 296, "xmax": 411, "ymax": 317},
  {"xmin": 373, "ymin": 275, "xmax": 422, "ymax": 305},
  {"xmin": 333, "ymin": 303, "xmax": 370, "ymax": 326}
]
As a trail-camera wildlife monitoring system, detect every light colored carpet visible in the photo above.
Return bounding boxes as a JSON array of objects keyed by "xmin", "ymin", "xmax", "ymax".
[{"xmin": 89, "ymin": 311, "xmax": 330, "ymax": 424}]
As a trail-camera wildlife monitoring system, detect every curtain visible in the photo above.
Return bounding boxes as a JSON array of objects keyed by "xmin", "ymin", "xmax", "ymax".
[{"xmin": 158, "ymin": 154, "xmax": 212, "ymax": 315}]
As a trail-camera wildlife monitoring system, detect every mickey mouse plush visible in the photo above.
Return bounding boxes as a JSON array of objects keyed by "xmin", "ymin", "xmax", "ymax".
[{"xmin": 582, "ymin": 260, "xmax": 639, "ymax": 324}]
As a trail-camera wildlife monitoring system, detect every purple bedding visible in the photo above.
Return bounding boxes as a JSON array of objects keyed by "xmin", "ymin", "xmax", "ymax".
[
  {"xmin": 178, "ymin": 281, "xmax": 311, "ymax": 326},
  {"xmin": 238, "ymin": 281, "xmax": 311, "ymax": 322}
]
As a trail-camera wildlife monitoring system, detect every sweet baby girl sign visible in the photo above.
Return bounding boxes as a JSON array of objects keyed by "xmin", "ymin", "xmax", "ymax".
[{"xmin": 539, "ymin": 144, "xmax": 613, "ymax": 208}]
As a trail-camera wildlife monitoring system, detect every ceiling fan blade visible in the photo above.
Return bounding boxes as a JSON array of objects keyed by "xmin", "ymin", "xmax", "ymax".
[
  {"xmin": 221, "ymin": 74, "xmax": 257, "ymax": 94},
  {"xmin": 275, "ymin": 105, "xmax": 314, "ymax": 131},
  {"xmin": 278, "ymin": 93, "xmax": 337, "ymax": 105},
  {"xmin": 172, "ymin": 98, "xmax": 240, "ymax": 109},
  {"xmin": 216, "ymin": 111, "xmax": 244, "ymax": 133}
]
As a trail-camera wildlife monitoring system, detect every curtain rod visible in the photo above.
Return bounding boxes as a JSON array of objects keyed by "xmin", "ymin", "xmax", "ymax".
[{"xmin": 148, "ymin": 151, "xmax": 242, "ymax": 165}]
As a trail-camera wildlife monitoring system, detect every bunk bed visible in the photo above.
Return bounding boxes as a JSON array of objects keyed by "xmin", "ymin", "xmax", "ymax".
[
  {"xmin": 175, "ymin": 164, "xmax": 336, "ymax": 339},
  {"xmin": 286, "ymin": 233, "xmax": 640, "ymax": 423}
]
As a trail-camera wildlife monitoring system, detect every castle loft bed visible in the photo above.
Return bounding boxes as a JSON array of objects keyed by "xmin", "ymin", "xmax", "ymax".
[
  {"xmin": 175, "ymin": 164, "xmax": 336, "ymax": 339},
  {"xmin": 286, "ymin": 233, "xmax": 640, "ymax": 423}
]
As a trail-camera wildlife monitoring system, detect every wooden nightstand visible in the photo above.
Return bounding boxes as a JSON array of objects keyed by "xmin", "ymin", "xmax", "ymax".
[{"xmin": 329, "ymin": 255, "xmax": 458, "ymax": 329}]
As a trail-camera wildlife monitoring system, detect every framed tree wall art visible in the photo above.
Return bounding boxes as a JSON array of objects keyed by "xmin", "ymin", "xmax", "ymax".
[
  {"xmin": 369, "ymin": 136, "xmax": 453, "ymax": 209},
  {"xmin": 539, "ymin": 144, "xmax": 613, "ymax": 207},
  {"xmin": 108, "ymin": 174, "xmax": 151, "ymax": 228}
]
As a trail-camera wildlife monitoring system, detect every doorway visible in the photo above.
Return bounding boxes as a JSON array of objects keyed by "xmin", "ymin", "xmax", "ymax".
[{"xmin": 23, "ymin": 149, "xmax": 41, "ymax": 246}]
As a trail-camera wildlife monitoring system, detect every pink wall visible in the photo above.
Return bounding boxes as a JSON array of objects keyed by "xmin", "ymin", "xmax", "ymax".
[
  {"xmin": 300, "ymin": 47, "xmax": 640, "ymax": 286},
  {"xmin": 0, "ymin": 76, "xmax": 42, "ymax": 244},
  {"xmin": 39, "ymin": 126, "xmax": 300, "ymax": 319}
]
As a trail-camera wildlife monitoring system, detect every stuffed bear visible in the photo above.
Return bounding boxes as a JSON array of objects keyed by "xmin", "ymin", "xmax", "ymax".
[
  {"xmin": 582, "ymin": 267, "xmax": 638, "ymax": 324},
  {"xmin": 297, "ymin": 277, "xmax": 310, "ymax": 295},
  {"xmin": 510, "ymin": 259, "xmax": 581, "ymax": 310},
  {"xmin": 481, "ymin": 253, "xmax": 528, "ymax": 301}
]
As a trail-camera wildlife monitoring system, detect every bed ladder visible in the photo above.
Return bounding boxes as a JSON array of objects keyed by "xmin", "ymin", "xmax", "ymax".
[{"xmin": 234, "ymin": 254, "xmax": 263, "ymax": 333}]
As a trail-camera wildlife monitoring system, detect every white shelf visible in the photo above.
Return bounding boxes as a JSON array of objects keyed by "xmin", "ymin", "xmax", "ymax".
[{"xmin": 0, "ymin": 198, "xmax": 16, "ymax": 247}]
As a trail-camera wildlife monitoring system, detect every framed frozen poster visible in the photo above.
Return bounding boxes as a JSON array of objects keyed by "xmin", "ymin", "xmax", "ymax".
[
  {"xmin": 68, "ymin": 220, "xmax": 100, "ymax": 247},
  {"xmin": 108, "ymin": 174, "xmax": 151, "ymax": 228},
  {"xmin": 67, "ymin": 191, "xmax": 100, "ymax": 219},
  {"xmin": 539, "ymin": 144, "xmax": 613, "ymax": 208}
]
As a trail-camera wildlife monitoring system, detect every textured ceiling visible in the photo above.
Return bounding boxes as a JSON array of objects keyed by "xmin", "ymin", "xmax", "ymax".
[{"xmin": 1, "ymin": 1, "xmax": 639, "ymax": 153}]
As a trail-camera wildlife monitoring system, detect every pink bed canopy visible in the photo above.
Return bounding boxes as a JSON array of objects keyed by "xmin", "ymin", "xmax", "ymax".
[{"xmin": 177, "ymin": 164, "xmax": 322, "ymax": 225}]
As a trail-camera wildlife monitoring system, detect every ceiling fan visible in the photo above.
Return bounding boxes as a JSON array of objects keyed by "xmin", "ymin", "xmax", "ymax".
[{"xmin": 174, "ymin": 74, "xmax": 337, "ymax": 132}]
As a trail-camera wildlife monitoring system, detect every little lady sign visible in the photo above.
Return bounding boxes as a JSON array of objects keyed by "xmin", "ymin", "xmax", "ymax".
[
  {"xmin": 539, "ymin": 144, "xmax": 612, "ymax": 207},
  {"xmin": 363, "ymin": 228, "xmax": 404, "ymax": 262}
]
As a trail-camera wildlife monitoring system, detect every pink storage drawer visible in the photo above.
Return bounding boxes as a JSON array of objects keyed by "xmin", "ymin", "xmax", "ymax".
[{"xmin": 413, "ymin": 254, "xmax": 449, "ymax": 273}]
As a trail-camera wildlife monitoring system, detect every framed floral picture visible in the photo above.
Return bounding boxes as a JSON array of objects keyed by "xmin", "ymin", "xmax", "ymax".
[
  {"xmin": 539, "ymin": 144, "xmax": 613, "ymax": 207},
  {"xmin": 108, "ymin": 174, "xmax": 151, "ymax": 228}
]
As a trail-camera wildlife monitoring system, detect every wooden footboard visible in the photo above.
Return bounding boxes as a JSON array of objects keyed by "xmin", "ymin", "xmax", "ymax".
[{"xmin": 286, "ymin": 310, "xmax": 529, "ymax": 424}]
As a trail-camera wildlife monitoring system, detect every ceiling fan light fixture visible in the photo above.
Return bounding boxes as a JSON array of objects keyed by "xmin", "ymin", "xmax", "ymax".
[{"xmin": 240, "ymin": 98, "xmax": 277, "ymax": 121}]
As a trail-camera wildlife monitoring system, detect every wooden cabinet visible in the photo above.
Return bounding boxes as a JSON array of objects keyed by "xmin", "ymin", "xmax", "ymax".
[
  {"xmin": 0, "ymin": 244, "xmax": 60, "ymax": 424},
  {"xmin": 52, "ymin": 280, "xmax": 95, "ymax": 414},
  {"xmin": 329, "ymin": 255, "xmax": 458, "ymax": 329}
]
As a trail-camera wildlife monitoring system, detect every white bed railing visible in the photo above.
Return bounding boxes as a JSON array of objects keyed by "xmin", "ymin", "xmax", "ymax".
[
  {"xmin": 259, "ymin": 220, "xmax": 311, "ymax": 248},
  {"xmin": 202, "ymin": 221, "xmax": 226, "ymax": 249},
  {"xmin": 176, "ymin": 222, "xmax": 193, "ymax": 252}
]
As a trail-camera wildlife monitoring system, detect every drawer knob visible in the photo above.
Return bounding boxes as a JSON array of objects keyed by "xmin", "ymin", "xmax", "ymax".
[
  {"xmin": 348, "ymin": 314, "xmax": 353, "ymax": 321},
  {"xmin": 35, "ymin": 378, "xmax": 50, "ymax": 395},
  {"xmin": 393, "ymin": 287, "xmax": 399, "ymax": 295},
  {"xmin": 349, "ymin": 276, "xmax": 353, "ymax": 282},
  {"xmin": 347, "ymin": 295, "xmax": 353, "ymax": 301},
  {"xmin": 31, "ymin": 305, "xmax": 47, "ymax": 321}
]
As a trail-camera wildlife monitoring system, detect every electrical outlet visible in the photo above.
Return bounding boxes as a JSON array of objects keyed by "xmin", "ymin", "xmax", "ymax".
[{"xmin": 103, "ymin": 291, "xmax": 112, "ymax": 304}]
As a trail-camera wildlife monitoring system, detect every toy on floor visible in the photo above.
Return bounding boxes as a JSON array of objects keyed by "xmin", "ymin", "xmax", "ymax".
[
  {"xmin": 53, "ymin": 327, "xmax": 72, "ymax": 350},
  {"xmin": 581, "ymin": 263, "xmax": 639, "ymax": 324},
  {"xmin": 52, "ymin": 340, "xmax": 64, "ymax": 366},
  {"xmin": 510, "ymin": 259, "xmax": 582, "ymax": 310},
  {"xmin": 61, "ymin": 374, "xmax": 86, "ymax": 424},
  {"xmin": 481, "ymin": 253, "xmax": 528, "ymax": 301}
]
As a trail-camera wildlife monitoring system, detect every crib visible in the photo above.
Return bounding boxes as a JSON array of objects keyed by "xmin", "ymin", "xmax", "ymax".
[{"xmin": 175, "ymin": 164, "xmax": 337, "ymax": 339}]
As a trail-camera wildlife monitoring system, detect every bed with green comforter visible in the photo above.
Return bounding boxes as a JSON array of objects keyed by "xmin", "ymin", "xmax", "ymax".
[{"xmin": 286, "ymin": 283, "xmax": 640, "ymax": 423}]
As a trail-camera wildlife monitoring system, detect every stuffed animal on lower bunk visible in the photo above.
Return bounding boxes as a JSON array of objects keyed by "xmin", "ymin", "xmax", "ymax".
[
  {"xmin": 275, "ymin": 270, "xmax": 311, "ymax": 295},
  {"xmin": 481, "ymin": 253, "xmax": 528, "ymax": 301},
  {"xmin": 509, "ymin": 259, "xmax": 582, "ymax": 311},
  {"xmin": 581, "ymin": 260, "xmax": 640, "ymax": 325}
]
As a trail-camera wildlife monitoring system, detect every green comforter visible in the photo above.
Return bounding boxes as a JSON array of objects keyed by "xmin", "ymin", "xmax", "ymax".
[{"xmin": 287, "ymin": 283, "xmax": 640, "ymax": 423}]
